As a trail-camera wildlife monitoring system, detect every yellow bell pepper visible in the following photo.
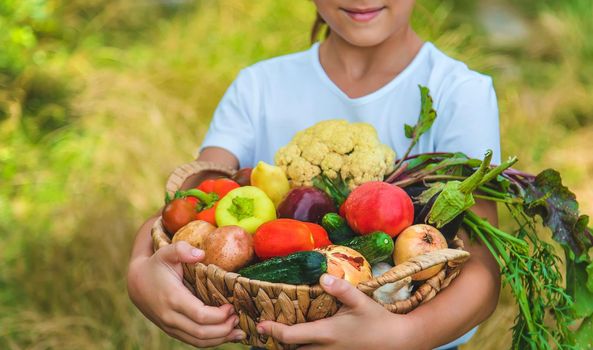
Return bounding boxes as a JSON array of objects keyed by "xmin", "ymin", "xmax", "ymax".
[{"xmin": 250, "ymin": 161, "xmax": 290, "ymax": 207}]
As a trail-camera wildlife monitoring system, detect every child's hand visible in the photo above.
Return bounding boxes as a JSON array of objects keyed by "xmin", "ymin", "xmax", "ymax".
[
  {"xmin": 257, "ymin": 274, "xmax": 422, "ymax": 349},
  {"xmin": 127, "ymin": 241, "xmax": 245, "ymax": 347}
]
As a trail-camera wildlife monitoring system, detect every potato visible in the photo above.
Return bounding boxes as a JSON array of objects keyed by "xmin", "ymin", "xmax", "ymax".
[
  {"xmin": 203, "ymin": 225, "xmax": 254, "ymax": 272},
  {"xmin": 172, "ymin": 220, "xmax": 216, "ymax": 249}
]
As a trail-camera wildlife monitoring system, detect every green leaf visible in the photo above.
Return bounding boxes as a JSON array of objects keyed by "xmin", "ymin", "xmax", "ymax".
[
  {"xmin": 523, "ymin": 169, "xmax": 593, "ymax": 260},
  {"xmin": 576, "ymin": 316, "xmax": 593, "ymax": 349},
  {"xmin": 586, "ymin": 262, "xmax": 593, "ymax": 293},
  {"xmin": 404, "ymin": 124, "xmax": 414, "ymax": 139},
  {"xmin": 405, "ymin": 85, "xmax": 437, "ymax": 143},
  {"xmin": 566, "ymin": 257, "xmax": 593, "ymax": 318}
]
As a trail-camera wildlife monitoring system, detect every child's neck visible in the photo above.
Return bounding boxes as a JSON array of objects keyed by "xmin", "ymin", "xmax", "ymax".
[{"xmin": 318, "ymin": 26, "xmax": 423, "ymax": 99}]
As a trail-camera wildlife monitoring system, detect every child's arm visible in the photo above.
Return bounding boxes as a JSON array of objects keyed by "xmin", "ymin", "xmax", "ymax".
[
  {"xmin": 126, "ymin": 147, "xmax": 245, "ymax": 347},
  {"xmin": 257, "ymin": 199, "xmax": 500, "ymax": 349},
  {"xmin": 405, "ymin": 199, "xmax": 500, "ymax": 347}
]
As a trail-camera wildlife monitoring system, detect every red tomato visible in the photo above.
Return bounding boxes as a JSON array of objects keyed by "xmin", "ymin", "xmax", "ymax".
[
  {"xmin": 197, "ymin": 178, "xmax": 240, "ymax": 198},
  {"xmin": 253, "ymin": 219, "xmax": 314, "ymax": 259},
  {"xmin": 302, "ymin": 222, "xmax": 332, "ymax": 248},
  {"xmin": 184, "ymin": 196, "xmax": 199, "ymax": 209},
  {"xmin": 162, "ymin": 199, "xmax": 196, "ymax": 236},
  {"xmin": 342, "ymin": 182, "xmax": 414, "ymax": 238}
]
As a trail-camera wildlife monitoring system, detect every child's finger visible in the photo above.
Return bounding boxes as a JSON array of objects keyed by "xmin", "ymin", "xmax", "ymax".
[
  {"xmin": 171, "ymin": 289, "xmax": 235, "ymax": 325},
  {"xmin": 165, "ymin": 326, "xmax": 245, "ymax": 348},
  {"xmin": 257, "ymin": 320, "xmax": 330, "ymax": 345},
  {"xmin": 155, "ymin": 241, "xmax": 204, "ymax": 269},
  {"xmin": 319, "ymin": 274, "xmax": 367, "ymax": 308},
  {"xmin": 170, "ymin": 312, "xmax": 239, "ymax": 339}
]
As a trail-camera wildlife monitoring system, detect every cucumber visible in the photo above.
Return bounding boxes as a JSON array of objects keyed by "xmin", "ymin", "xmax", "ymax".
[
  {"xmin": 238, "ymin": 251, "xmax": 327, "ymax": 285},
  {"xmin": 342, "ymin": 232, "xmax": 394, "ymax": 264},
  {"xmin": 322, "ymin": 213, "xmax": 356, "ymax": 243}
]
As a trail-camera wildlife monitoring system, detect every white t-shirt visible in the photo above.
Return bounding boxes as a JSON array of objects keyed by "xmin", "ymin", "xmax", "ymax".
[
  {"xmin": 201, "ymin": 41, "xmax": 501, "ymax": 168},
  {"xmin": 200, "ymin": 42, "xmax": 499, "ymax": 349}
]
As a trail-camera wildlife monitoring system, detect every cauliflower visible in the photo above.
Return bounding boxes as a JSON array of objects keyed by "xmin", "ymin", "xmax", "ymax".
[{"xmin": 275, "ymin": 119, "xmax": 396, "ymax": 188}]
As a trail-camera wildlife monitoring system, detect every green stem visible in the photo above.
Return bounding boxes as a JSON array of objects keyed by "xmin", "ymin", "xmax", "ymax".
[
  {"xmin": 487, "ymin": 232, "xmax": 538, "ymax": 344},
  {"xmin": 466, "ymin": 211, "xmax": 529, "ymax": 249},
  {"xmin": 393, "ymin": 175, "xmax": 465, "ymax": 188},
  {"xmin": 458, "ymin": 151, "xmax": 493, "ymax": 193},
  {"xmin": 473, "ymin": 194, "xmax": 521, "ymax": 204},
  {"xmin": 477, "ymin": 185, "xmax": 508, "ymax": 199},
  {"xmin": 464, "ymin": 218, "xmax": 504, "ymax": 267},
  {"xmin": 177, "ymin": 189, "xmax": 219, "ymax": 207},
  {"xmin": 422, "ymin": 175, "xmax": 466, "ymax": 182},
  {"xmin": 478, "ymin": 156, "xmax": 519, "ymax": 187}
]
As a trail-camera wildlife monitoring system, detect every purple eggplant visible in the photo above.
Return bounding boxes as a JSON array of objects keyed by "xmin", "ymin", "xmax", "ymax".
[{"xmin": 277, "ymin": 187, "xmax": 337, "ymax": 224}]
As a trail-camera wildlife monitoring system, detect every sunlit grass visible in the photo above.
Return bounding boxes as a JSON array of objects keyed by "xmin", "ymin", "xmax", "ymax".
[{"xmin": 1, "ymin": 0, "xmax": 592, "ymax": 349}]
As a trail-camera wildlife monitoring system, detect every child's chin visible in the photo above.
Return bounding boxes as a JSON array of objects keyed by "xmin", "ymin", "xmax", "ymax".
[{"xmin": 338, "ymin": 29, "xmax": 394, "ymax": 48}]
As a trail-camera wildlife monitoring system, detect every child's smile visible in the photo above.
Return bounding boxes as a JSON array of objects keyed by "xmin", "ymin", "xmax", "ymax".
[{"xmin": 340, "ymin": 5, "xmax": 387, "ymax": 23}]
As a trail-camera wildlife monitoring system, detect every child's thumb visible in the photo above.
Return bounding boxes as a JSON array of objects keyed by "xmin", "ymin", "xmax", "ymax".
[
  {"xmin": 319, "ymin": 274, "xmax": 366, "ymax": 308},
  {"xmin": 157, "ymin": 241, "xmax": 205, "ymax": 265}
]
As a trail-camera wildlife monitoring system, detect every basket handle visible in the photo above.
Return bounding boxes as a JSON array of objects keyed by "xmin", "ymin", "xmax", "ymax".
[
  {"xmin": 356, "ymin": 248, "xmax": 470, "ymax": 296},
  {"xmin": 165, "ymin": 160, "xmax": 237, "ymax": 197}
]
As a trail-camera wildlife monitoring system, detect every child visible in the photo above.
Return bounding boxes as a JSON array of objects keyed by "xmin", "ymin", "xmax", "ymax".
[{"xmin": 127, "ymin": 1, "xmax": 501, "ymax": 349}]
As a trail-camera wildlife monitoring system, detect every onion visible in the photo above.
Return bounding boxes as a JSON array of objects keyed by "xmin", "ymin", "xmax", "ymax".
[{"xmin": 393, "ymin": 224, "xmax": 447, "ymax": 281}]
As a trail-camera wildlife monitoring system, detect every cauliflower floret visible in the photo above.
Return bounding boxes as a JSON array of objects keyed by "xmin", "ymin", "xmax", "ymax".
[
  {"xmin": 341, "ymin": 147, "xmax": 395, "ymax": 188},
  {"xmin": 317, "ymin": 120, "xmax": 355, "ymax": 154},
  {"xmin": 352, "ymin": 123, "xmax": 382, "ymax": 149},
  {"xmin": 381, "ymin": 144, "xmax": 396, "ymax": 174},
  {"xmin": 275, "ymin": 119, "xmax": 397, "ymax": 188},
  {"xmin": 275, "ymin": 144, "xmax": 301, "ymax": 164},
  {"xmin": 300, "ymin": 140, "xmax": 329, "ymax": 165},
  {"xmin": 286, "ymin": 157, "xmax": 321, "ymax": 187},
  {"xmin": 320, "ymin": 152, "xmax": 345, "ymax": 179}
]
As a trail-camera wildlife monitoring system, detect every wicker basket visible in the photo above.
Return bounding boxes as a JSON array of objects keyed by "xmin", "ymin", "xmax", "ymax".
[{"xmin": 152, "ymin": 161, "xmax": 471, "ymax": 349}]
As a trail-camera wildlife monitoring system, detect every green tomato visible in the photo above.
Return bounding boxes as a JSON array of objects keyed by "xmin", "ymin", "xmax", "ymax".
[{"xmin": 215, "ymin": 186, "xmax": 277, "ymax": 234}]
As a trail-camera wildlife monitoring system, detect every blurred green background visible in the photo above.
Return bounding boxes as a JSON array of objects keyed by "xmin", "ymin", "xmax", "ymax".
[{"xmin": 1, "ymin": 0, "xmax": 592, "ymax": 349}]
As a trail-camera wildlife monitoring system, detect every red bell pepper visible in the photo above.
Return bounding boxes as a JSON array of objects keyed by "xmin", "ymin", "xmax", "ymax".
[
  {"xmin": 197, "ymin": 178, "xmax": 240, "ymax": 198},
  {"xmin": 253, "ymin": 219, "xmax": 314, "ymax": 259},
  {"xmin": 174, "ymin": 179, "xmax": 240, "ymax": 226},
  {"xmin": 302, "ymin": 222, "xmax": 332, "ymax": 248}
]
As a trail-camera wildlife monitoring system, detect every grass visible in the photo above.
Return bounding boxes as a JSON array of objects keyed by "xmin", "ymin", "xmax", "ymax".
[{"xmin": 1, "ymin": 0, "xmax": 592, "ymax": 349}]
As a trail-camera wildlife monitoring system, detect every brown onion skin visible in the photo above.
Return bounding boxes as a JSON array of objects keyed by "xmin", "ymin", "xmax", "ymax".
[
  {"xmin": 232, "ymin": 168, "xmax": 253, "ymax": 187},
  {"xmin": 277, "ymin": 187, "xmax": 337, "ymax": 224}
]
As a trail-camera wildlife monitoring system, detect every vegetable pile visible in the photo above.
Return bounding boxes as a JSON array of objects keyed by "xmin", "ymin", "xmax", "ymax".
[
  {"xmin": 161, "ymin": 86, "xmax": 593, "ymax": 350},
  {"xmin": 162, "ymin": 156, "xmax": 426, "ymax": 290}
]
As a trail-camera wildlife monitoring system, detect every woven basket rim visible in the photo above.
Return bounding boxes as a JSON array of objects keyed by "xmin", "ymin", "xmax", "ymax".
[{"xmin": 151, "ymin": 216, "xmax": 468, "ymax": 296}]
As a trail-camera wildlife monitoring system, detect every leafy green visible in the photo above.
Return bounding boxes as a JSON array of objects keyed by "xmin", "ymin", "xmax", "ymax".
[
  {"xmin": 404, "ymin": 85, "xmax": 437, "ymax": 141},
  {"xmin": 588, "ymin": 261, "xmax": 593, "ymax": 293},
  {"xmin": 523, "ymin": 169, "xmax": 593, "ymax": 260},
  {"xmin": 389, "ymin": 86, "xmax": 438, "ymax": 175},
  {"xmin": 576, "ymin": 316, "xmax": 593, "ymax": 349},
  {"xmin": 394, "ymin": 151, "xmax": 582, "ymax": 349},
  {"xmin": 566, "ymin": 258, "xmax": 593, "ymax": 318},
  {"xmin": 465, "ymin": 210, "xmax": 573, "ymax": 350}
]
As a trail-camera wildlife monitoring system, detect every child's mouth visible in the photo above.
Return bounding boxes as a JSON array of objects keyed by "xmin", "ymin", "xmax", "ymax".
[{"xmin": 341, "ymin": 6, "xmax": 386, "ymax": 22}]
